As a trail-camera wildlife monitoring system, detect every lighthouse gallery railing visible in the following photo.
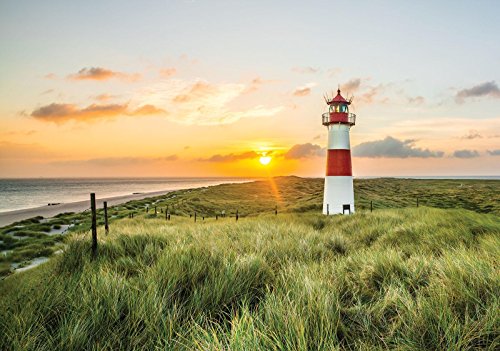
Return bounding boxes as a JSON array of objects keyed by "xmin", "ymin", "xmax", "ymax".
[{"xmin": 322, "ymin": 112, "xmax": 356, "ymax": 126}]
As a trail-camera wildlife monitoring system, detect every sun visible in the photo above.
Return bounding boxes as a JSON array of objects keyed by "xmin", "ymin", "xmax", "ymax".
[{"xmin": 259, "ymin": 156, "xmax": 272, "ymax": 165}]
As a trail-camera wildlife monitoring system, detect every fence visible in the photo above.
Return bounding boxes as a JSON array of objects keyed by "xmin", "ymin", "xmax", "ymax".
[{"xmin": 86, "ymin": 192, "xmax": 424, "ymax": 256}]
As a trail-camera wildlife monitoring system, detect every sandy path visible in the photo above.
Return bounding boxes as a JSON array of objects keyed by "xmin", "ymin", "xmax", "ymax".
[{"xmin": 0, "ymin": 190, "xmax": 173, "ymax": 227}]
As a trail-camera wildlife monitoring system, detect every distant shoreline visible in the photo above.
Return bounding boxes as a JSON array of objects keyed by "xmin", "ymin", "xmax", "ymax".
[
  {"xmin": 0, "ymin": 189, "xmax": 174, "ymax": 227},
  {"xmin": 0, "ymin": 177, "xmax": 255, "ymax": 218}
]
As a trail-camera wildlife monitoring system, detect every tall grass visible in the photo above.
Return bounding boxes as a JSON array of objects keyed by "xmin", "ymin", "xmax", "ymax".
[{"xmin": 1, "ymin": 207, "xmax": 499, "ymax": 350}]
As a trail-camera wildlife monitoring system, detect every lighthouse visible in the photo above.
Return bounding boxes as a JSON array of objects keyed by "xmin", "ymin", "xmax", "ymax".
[{"xmin": 322, "ymin": 88, "xmax": 356, "ymax": 215}]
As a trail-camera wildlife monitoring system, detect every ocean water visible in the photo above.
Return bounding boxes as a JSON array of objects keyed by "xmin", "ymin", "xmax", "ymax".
[{"xmin": 0, "ymin": 178, "xmax": 253, "ymax": 213}]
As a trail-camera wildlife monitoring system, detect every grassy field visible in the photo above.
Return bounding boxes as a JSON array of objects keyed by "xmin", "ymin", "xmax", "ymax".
[
  {"xmin": 0, "ymin": 177, "xmax": 499, "ymax": 350},
  {"xmin": 1, "ymin": 176, "xmax": 499, "ymax": 277}
]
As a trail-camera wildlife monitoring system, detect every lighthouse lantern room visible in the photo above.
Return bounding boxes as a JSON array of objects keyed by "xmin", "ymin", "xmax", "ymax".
[{"xmin": 322, "ymin": 88, "xmax": 356, "ymax": 215}]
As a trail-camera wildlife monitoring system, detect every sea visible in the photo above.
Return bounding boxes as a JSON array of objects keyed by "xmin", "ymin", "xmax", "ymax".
[{"xmin": 0, "ymin": 178, "xmax": 254, "ymax": 213}]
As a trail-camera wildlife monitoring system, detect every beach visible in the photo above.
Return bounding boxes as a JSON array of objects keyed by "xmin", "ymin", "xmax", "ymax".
[{"xmin": 0, "ymin": 189, "xmax": 173, "ymax": 227}]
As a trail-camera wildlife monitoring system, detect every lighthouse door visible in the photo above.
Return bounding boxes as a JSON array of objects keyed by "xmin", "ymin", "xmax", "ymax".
[{"xmin": 342, "ymin": 204, "xmax": 351, "ymax": 214}]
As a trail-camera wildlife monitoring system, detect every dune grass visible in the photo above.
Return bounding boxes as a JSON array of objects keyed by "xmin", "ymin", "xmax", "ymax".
[
  {"xmin": 1, "ymin": 206, "xmax": 499, "ymax": 350},
  {"xmin": 1, "ymin": 177, "xmax": 498, "ymax": 278}
]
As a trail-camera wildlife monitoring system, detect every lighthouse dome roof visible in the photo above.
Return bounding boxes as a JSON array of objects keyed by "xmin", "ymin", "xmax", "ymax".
[{"xmin": 327, "ymin": 89, "xmax": 350, "ymax": 105}]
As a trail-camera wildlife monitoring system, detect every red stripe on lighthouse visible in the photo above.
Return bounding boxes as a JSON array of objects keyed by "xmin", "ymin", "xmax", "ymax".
[{"xmin": 326, "ymin": 149, "xmax": 352, "ymax": 176}]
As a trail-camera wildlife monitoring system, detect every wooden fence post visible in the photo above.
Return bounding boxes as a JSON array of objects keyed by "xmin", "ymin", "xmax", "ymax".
[
  {"xmin": 417, "ymin": 197, "xmax": 419, "ymax": 208},
  {"xmin": 236, "ymin": 209, "xmax": 239, "ymax": 221},
  {"xmin": 155, "ymin": 206, "xmax": 157, "ymax": 216},
  {"xmin": 275, "ymin": 205, "xmax": 278, "ymax": 216},
  {"xmin": 194, "ymin": 212, "xmax": 197, "ymax": 222},
  {"xmin": 327, "ymin": 204, "xmax": 329, "ymax": 215},
  {"xmin": 90, "ymin": 193, "xmax": 97, "ymax": 257},
  {"xmin": 103, "ymin": 201, "xmax": 109, "ymax": 234},
  {"xmin": 370, "ymin": 201, "xmax": 373, "ymax": 213}
]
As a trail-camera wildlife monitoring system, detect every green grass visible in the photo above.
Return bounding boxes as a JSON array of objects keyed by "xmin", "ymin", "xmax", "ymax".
[
  {"xmin": 1, "ymin": 203, "xmax": 500, "ymax": 348},
  {"xmin": 0, "ymin": 177, "xmax": 499, "ymax": 349}
]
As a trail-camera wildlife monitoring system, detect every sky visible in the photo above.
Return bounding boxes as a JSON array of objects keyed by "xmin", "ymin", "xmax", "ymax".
[{"xmin": 0, "ymin": 0, "xmax": 499, "ymax": 177}]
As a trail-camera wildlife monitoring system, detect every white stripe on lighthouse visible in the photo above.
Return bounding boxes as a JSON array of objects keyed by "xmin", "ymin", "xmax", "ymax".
[
  {"xmin": 327, "ymin": 124, "xmax": 351, "ymax": 150},
  {"xmin": 323, "ymin": 176, "xmax": 355, "ymax": 215}
]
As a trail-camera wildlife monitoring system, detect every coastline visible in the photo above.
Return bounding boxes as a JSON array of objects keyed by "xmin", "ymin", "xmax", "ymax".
[{"xmin": 0, "ymin": 189, "xmax": 175, "ymax": 227}]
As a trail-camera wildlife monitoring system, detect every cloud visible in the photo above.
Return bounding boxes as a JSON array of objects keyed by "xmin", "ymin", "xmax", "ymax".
[
  {"xmin": 293, "ymin": 83, "xmax": 316, "ymax": 97},
  {"xmin": 243, "ymin": 77, "xmax": 274, "ymax": 94},
  {"xmin": 40, "ymin": 89, "xmax": 54, "ymax": 95},
  {"xmin": 172, "ymin": 81, "xmax": 217, "ymax": 103},
  {"xmin": 453, "ymin": 149, "xmax": 480, "ymax": 158},
  {"xmin": 335, "ymin": 78, "xmax": 391, "ymax": 105},
  {"xmin": 198, "ymin": 151, "xmax": 259, "ymax": 162},
  {"xmin": 455, "ymin": 81, "xmax": 500, "ymax": 103},
  {"xmin": 352, "ymin": 136, "xmax": 444, "ymax": 158},
  {"xmin": 31, "ymin": 102, "xmax": 165, "ymax": 123},
  {"xmin": 44, "ymin": 73, "xmax": 57, "ymax": 80},
  {"xmin": 408, "ymin": 96, "xmax": 425, "ymax": 105},
  {"xmin": 460, "ymin": 129, "xmax": 482, "ymax": 140},
  {"xmin": 342, "ymin": 78, "xmax": 361, "ymax": 93},
  {"xmin": 284, "ymin": 143, "xmax": 325, "ymax": 159},
  {"xmin": 487, "ymin": 149, "xmax": 500, "ymax": 156},
  {"xmin": 292, "ymin": 66, "xmax": 319, "ymax": 74},
  {"xmin": 327, "ymin": 68, "xmax": 342, "ymax": 77},
  {"xmin": 134, "ymin": 78, "xmax": 283, "ymax": 125},
  {"xmin": 159, "ymin": 67, "xmax": 177, "ymax": 78},
  {"xmin": 131, "ymin": 104, "xmax": 165, "ymax": 115},
  {"xmin": 93, "ymin": 93, "xmax": 119, "ymax": 102},
  {"xmin": 68, "ymin": 67, "xmax": 140, "ymax": 82}
]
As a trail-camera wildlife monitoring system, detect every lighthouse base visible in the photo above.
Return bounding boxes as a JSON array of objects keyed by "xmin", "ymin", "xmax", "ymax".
[{"xmin": 322, "ymin": 176, "xmax": 355, "ymax": 215}]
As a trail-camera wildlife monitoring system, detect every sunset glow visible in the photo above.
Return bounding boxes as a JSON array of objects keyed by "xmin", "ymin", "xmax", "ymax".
[
  {"xmin": 0, "ymin": 1, "xmax": 499, "ymax": 177},
  {"xmin": 259, "ymin": 156, "xmax": 272, "ymax": 166}
]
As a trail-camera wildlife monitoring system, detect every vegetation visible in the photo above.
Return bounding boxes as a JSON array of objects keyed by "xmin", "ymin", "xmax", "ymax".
[
  {"xmin": 1, "ymin": 207, "xmax": 499, "ymax": 350},
  {"xmin": 0, "ymin": 177, "xmax": 499, "ymax": 349},
  {"xmin": 0, "ymin": 177, "xmax": 498, "ymax": 277}
]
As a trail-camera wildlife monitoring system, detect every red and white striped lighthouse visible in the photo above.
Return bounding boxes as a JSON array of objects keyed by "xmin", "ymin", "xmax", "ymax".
[{"xmin": 322, "ymin": 89, "xmax": 356, "ymax": 215}]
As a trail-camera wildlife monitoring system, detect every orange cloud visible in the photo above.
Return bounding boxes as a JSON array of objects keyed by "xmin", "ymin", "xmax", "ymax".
[
  {"xmin": 159, "ymin": 67, "xmax": 177, "ymax": 78},
  {"xmin": 293, "ymin": 83, "xmax": 316, "ymax": 97},
  {"xmin": 93, "ymin": 93, "xmax": 119, "ymax": 102},
  {"xmin": 132, "ymin": 78, "xmax": 284, "ymax": 125},
  {"xmin": 243, "ymin": 77, "xmax": 274, "ymax": 94},
  {"xmin": 131, "ymin": 104, "xmax": 166, "ymax": 115},
  {"xmin": 31, "ymin": 102, "xmax": 165, "ymax": 123},
  {"xmin": 172, "ymin": 81, "xmax": 216, "ymax": 103},
  {"xmin": 68, "ymin": 67, "xmax": 140, "ymax": 82},
  {"xmin": 44, "ymin": 73, "xmax": 57, "ymax": 80},
  {"xmin": 198, "ymin": 151, "xmax": 259, "ymax": 162}
]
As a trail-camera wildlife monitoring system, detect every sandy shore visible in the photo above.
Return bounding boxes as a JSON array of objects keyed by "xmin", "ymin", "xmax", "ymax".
[{"xmin": 0, "ymin": 190, "xmax": 174, "ymax": 227}]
